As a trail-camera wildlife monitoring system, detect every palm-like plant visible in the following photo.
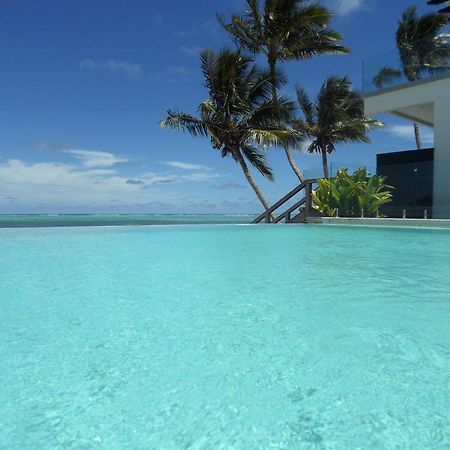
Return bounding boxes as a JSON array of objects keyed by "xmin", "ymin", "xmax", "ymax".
[
  {"xmin": 294, "ymin": 76, "xmax": 383, "ymax": 179},
  {"xmin": 219, "ymin": 0, "xmax": 348, "ymax": 182},
  {"xmin": 373, "ymin": 6, "xmax": 449, "ymax": 149},
  {"xmin": 161, "ymin": 49, "xmax": 296, "ymax": 212},
  {"xmin": 312, "ymin": 168, "xmax": 393, "ymax": 217}
]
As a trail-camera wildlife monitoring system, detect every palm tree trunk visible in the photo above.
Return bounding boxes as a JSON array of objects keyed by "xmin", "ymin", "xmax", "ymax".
[
  {"xmin": 413, "ymin": 122, "xmax": 422, "ymax": 150},
  {"xmin": 269, "ymin": 57, "xmax": 305, "ymax": 183},
  {"xmin": 321, "ymin": 148, "xmax": 330, "ymax": 179},
  {"xmin": 284, "ymin": 147, "xmax": 305, "ymax": 182},
  {"xmin": 236, "ymin": 152, "xmax": 275, "ymax": 221}
]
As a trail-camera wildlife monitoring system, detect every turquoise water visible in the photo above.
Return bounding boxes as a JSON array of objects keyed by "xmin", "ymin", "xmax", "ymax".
[
  {"xmin": 0, "ymin": 215, "xmax": 255, "ymax": 228},
  {"xmin": 1, "ymin": 224, "xmax": 450, "ymax": 449}
]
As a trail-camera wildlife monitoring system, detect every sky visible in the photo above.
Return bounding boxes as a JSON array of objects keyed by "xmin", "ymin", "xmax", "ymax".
[{"xmin": 0, "ymin": 0, "xmax": 441, "ymax": 214}]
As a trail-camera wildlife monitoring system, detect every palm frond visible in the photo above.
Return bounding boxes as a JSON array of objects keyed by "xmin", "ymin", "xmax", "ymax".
[
  {"xmin": 221, "ymin": 0, "xmax": 348, "ymax": 64},
  {"xmin": 241, "ymin": 144, "xmax": 274, "ymax": 180},
  {"xmin": 246, "ymin": 127, "xmax": 295, "ymax": 149},
  {"xmin": 243, "ymin": 96, "xmax": 295, "ymax": 129},
  {"xmin": 161, "ymin": 110, "xmax": 208, "ymax": 137},
  {"xmin": 200, "ymin": 50, "xmax": 219, "ymax": 104},
  {"xmin": 285, "ymin": 28, "xmax": 349, "ymax": 60},
  {"xmin": 293, "ymin": 75, "xmax": 381, "ymax": 156},
  {"xmin": 396, "ymin": 6, "xmax": 449, "ymax": 81},
  {"xmin": 246, "ymin": 67, "xmax": 287, "ymax": 106},
  {"xmin": 372, "ymin": 66, "xmax": 403, "ymax": 89},
  {"xmin": 295, "ymin": 85, "xmax": 315, "ymax": 126},
  {"xmin": 217, "ymin": 13, "xmax": 262, "ymax": 54}
]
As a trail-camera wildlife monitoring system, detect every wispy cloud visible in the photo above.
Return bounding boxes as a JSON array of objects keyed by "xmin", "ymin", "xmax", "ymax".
[
  {"xmin": 385, "ymin": 124, "xmax": 434, "ymax": 146},
  {"xmin": 126, "ymin": 178, "xmax": 145, "ymax": 185},
  {"xmin": 80, "ymin": 58, "xmax": 143, "ymax": 79},
  {"xmin": 164, "ymin": 161, "xmax": 211, "ymax": 171},
  {"xmin": 180, "ymin": 172, "xmax": 220, "ymax": 182},
  {"xmin": 327, "ymin": 0, "xmax": 364, "ymax": 16},
  {"xmin": 149, "ymin": 65, "xmax": 194, "ymax": 83},
  {"xmin": 32, "ymin": 143, "xmax": 129, "ymax": 168},
  {"xmin": 141, "ymin": 174, "xmax": 179, "ymax": 185},
  {"xmin": 199, "ymin": 19, "xmax": 220, "ymax": 35},
  {"xmin": 65, "ymin": 149, "xmax": 129, "ymax": 168},
  {"xmin": 32, "ymin": 141, "xmax": 73, "ymax": 151},
  {"xmin": 180, "ymin": 45, "xmax": 202, "ymax": 57},
  {"xmin": 173, "ymin": 19, "xmax": 220, "ymax": 38},
  {"xmin": 153, "ymin": 13, "xmax": 163, "ymax": 25},
  {"xmin": 213, "ymin": 182, "xmax": 246, "ymax": 190},
  {"xmin": 165, "ymin": 66, "xmax": 190, "ymax": 77}
]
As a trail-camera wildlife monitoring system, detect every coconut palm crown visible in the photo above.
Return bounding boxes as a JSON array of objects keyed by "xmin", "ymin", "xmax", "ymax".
[
  {"xmin": 218, "ymin": 0, "xmax": 349, "ymax": 181},
  {"xmin": 294, "ymin": 76, "xmax": 383, "ymax": 179},
  {"xmin": 161, "ymin": 48, "xmax": 297, "ymax": 211},
  {"xmin": 373, "ymin": 6, "xmax": 449, "ymax": 148}
]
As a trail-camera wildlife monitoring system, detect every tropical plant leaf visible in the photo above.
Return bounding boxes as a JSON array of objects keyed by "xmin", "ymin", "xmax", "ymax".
[{"xmin": 312, "ymin": 168, "xmax": 394, "ymax": 217}]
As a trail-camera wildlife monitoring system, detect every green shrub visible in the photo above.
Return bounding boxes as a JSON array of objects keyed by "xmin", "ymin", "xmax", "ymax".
[{"xmin": 312, "ymin": 168, "xmax": 394, "ymax": 217}]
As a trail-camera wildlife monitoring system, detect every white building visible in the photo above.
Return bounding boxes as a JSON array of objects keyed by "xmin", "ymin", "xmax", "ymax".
[{"xmin": 364, "ymin": 73, "xmax": 450, "ymax": 218}]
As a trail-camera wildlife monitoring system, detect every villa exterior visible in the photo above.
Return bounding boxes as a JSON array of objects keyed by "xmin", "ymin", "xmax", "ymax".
[{"xmin": 364, "ymin": 73, "xmax": 450, "ymax": 218}]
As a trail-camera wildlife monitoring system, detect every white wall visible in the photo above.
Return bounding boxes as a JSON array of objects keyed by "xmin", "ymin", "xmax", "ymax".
[{"xmin": 433, "ymin": 97, "xmax": 450, "ymax": 218}]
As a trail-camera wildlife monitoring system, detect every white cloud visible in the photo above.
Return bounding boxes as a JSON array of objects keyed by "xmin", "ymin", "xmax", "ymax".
[
  {"xmin": 180, "ymin": 172, "xmax": 220, "ymax": 182},
  {"xmin": 386, "ymin": 125, "xmax": 434, "ymax": 146},
  {"xmin": 327, "ymin": 0, "xmax": 364, "ymax": 16},
  {"xmin": 164, "ymin": 161, "xmax": 211, "ymax": 171},
  {"xmin": 80, "ymin": 59, "xmax": 143, "ymax": 78},
  {"xmin": 0, "ymin": 155, "xmax": 220, "ymax": 210},
  {"xmin": 65, "ymin": 149, "xmax": 128, "ymax": 168},
  {"xmin": 0, "ymin": 159, "xmax": 139, "ymax": 202}
]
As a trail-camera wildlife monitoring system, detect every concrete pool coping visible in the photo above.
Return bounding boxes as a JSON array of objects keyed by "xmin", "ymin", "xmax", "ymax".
[{"xmin": 306, "ymin": 217, "xmax": 450, "ymax": 229}]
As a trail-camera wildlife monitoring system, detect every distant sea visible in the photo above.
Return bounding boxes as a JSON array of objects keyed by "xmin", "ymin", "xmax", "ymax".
[{"xmin": 0, "ymin": 214, "xmax": 257, "ymax": 228}]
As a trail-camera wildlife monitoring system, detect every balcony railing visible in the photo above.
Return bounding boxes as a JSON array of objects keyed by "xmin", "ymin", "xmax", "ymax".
[{"xmin": 362, "ymin": 36, "xmax": 450, "ymax": 94}]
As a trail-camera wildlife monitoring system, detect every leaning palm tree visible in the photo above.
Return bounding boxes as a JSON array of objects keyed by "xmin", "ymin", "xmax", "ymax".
[
  {"xmin": 161, "ymin": 49, "xmax": 296, "ymax": 212},
  {"xmin": 373, "ymin": 6, "xmax": 449, "ymax": 149},
  {"xmin": 294, "ymin": 76, "xmax": 383, "ymax": 179},
  {"xmin": 219, "ymin": 0, "xmax": 348, "ymax": 181}
]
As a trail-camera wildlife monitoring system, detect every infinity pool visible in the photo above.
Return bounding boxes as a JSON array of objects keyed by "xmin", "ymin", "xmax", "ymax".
[{"xmin": 1, "ymin": 225, "xmax": 450, "ymax": 449}]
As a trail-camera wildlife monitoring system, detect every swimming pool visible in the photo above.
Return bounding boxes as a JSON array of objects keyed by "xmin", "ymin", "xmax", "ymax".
[{"xmin": 1, "ymin": 224, "xmax": 450, "ymax": 449}]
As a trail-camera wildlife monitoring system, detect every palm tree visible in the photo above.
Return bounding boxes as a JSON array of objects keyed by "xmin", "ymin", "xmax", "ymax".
[
  {"xmin": 161, "ymin": 49, "xmax": 296, "ymax": 212},
  {"xmin": 219, "ymin": 0, "xmax": 348, "ymax": 181},
  {"xmin": 373, "ymin": 6, "xmax": 449, "ymax": 149},
  {"xmin": 294, "ymin": 76, "xmax": 383, "ymax": 179}
]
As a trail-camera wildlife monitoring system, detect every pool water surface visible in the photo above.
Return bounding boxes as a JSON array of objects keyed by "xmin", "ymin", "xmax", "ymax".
[{"xmin": 1, "ymin": 224, "xmax": 450, "ymax": 449}]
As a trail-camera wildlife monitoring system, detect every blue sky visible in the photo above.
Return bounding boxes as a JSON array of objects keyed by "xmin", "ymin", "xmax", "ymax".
[{"xmin": 0, "ymin": 0, "xmax": 439, "ymax": 214}]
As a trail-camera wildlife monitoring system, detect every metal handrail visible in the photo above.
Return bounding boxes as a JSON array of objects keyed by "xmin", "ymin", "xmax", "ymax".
[
  {"xmin": 252, "ymin": 178, "xmax": 317, "ymax": 224},
  {"xmin": 273, "ymin": 197, "xmax": 306, "ymax": 223}
]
